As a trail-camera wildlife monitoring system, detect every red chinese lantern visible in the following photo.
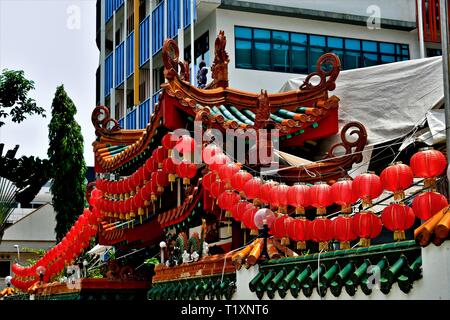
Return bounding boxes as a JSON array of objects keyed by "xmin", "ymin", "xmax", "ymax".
[
  {"xmin": 243, "ymin": 177, "xmax": 263, "ymax": 204},
  {"xmin": 218, "ymin": 162, "xmax": 241, "ymax": 188},
  {"xmin": 288, "ymin": 183, "xmax": 310, "ymax": 215},
  {"xmin": 380, "ymin": 162, "xmax": 413, "ymax": 201},
  {"xmin": 271, "ymin": 215, "xmax": 293, "ymax": 245},
  {"xmin": 352, "ymin": 172, "xmax": 383, "ymax": 207},
  {"xmin": 202, "ymin": 171, "xmax": 216, "ymax": 191},
  {"xmin": 288, "ymin": 217, "xmax": 310, "ymax": 249},
  {"xmin": 152, "ymin": 146, "xmax": 167, "ymax": 168},
  {"xmin": 382, "ymin": 203, "xmax": 415, "ymax": 241},
  {"xmin": 311, "ymin": 216, "xmax": 333, "ymax": 251},
  {"xmin": 145, "ymin": 156, "xmax": 158, "ymax": 173},
  {"xmin": 210, "ymin": 180, "xmax": 226, "ymax": 199},
  {"xmin": 154, "ymin": 170, "xmax": 169, "ymax": 192},
  {"xmin": 332, "ymin": 215, "xmax": 356, "ymax": 249},
  {"xmin": 217, "ymin": 191, "xmax": 241, "ymax": 217},
  {"xmin": 162, "ymin": 132, "xmax": 177, "ymax": 157},
  {"xmin": 331, "ymin": 178, "xmax": 356, "ymax": 214},
  {"xmin": 412, "ymin": 191, "xmax": 448, "ymax": 220},
  {"xmin": 209, "ymin": 153, "xmax": 231, "ymax": 173},
  {"xmin": 178, "ymin": 160, "xmax": 197, "ymax": 185},
  {"xmin": 162, "ymin": 157, "xmax": 177, "ymax": 190},
  {"xmin": 202, "ymin": 144, "xmax": 222, "ymax": 165},
  {"xmin": 174, "ymin": 135, "xmax": 195, "ymax": 159},
  {"xmin": 410, "ymin": 147, "xmax": 447, "ymax": 178},
  {"xmin": 260, "ymin": 180, "xmax": 278, "ymax": 205},
  {"xmin": 242, "ymin": 205, "xmax": 258, "ymax": 235},
  {"xmin": 270, "ymin": 183, "xmax": 290, "ymax": 213},
  {"xmin": 310, "ymin": 181, "xmax": 333, "ymax": 215},
  {"xmin": 351, "ymin": 211, "xmax": 382, "ymax": 247},
  {"xmin": 232, "ymin": 200, "xmax": 253, "ymax": 225},
  {"xmin": 230, "ymin": 170, "xmax": 252, "ymax": 196}
]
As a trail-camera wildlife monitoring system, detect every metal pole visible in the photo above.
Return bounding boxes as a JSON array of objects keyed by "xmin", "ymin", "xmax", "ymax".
[
  {"xmin": 417, "ymin": 0, "xmax": 426, "ymax": 58},
  {"xmin": 441, "ymin": 0, "xmax": 450, "ymax": 194}
]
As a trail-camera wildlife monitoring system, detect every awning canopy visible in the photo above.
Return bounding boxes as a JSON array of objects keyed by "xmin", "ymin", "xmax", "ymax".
[{"xmin": 279, "ymin": 56, "xmax": 444, "ymax": 149}]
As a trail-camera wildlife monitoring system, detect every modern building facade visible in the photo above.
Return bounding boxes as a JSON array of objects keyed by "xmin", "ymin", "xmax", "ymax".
[{"xmin": 96, "ymin": 0, "xmax": 444, "ymax": 131}]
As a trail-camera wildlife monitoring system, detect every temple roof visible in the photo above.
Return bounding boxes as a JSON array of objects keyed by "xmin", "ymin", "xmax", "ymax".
[{"xmin": 91, "ymin": 31, "xmax": 344, "ymax": 174}]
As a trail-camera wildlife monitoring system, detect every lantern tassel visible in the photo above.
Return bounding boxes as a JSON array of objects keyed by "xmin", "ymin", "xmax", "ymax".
[
  {"xmin": 319, "ymin": 241, "xmax": 328, "ymax": 251},
  {"xmin": 340, "ymin": 241, "xmax": 350, "ymax": 249},
  {"xmin": 359, "ymin": 238, "xmax": 371, "ymax": 247},
  {"xmin": 296, "ymin": 241, "xmax": 306, "ymax": 250}
]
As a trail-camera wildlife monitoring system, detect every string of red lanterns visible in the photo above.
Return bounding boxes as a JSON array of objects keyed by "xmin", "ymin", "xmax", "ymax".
[{"xmin": 11, "ymin": 189, "xmax": 103, "ymax": 291}]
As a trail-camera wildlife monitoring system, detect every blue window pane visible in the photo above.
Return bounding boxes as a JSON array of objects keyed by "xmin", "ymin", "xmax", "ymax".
[
  {"xmin": 328, "ymin": 37, "xmax": 343, "ymax": 48},
  {"xmin": 381, "ymin": 55, "xmax": 395, "ymax": 63},
  {"xmin": 254, "ymin": 42, "xmax": 271, "ymax": 70},
  {"xmin": 236, "ymin": 40, "xmax": 252, "ymax": 68},
  {"xmin": 380, "ymin": 43, "xmax": 395, "ymax": 54},
  {"xmin": 362, "ymin": 41, "xmax": 377, "ymax": 52},
  {"xmin": 254, "ymin": 29, "xmax": 270, "ymax": 41},
  {"xmin": 272, "ymin": 31, "xmax": 289, "ymax": 44},
  {"xmin": 291, "ymin": 46, "xmax": 308, "ymax": 74},
  {"xmin": 272, "ymin": 43, "xmax": 289, "ymax": 72},
  {"xmin": 310, "ymin": 35, "xmax": 326, "ymax": 47},
  {"xmin": 344, "ymin": 51, "xmax": 361, "ymax": 70},
  {"xmin": 291, "ymin": 33, "xmax": 307, "ymax": 45},
  {"xmin": 363, "ymin": 53, "xmax": 378, "ymax": 67},
  {"xmin": 236, "ymin": 27, "xmax": 252, "ymax": 39},
  {"xmin": 396, "ymin": 44, "xmax": 402, "ymax": 55},
  {"xmin": 310, "ymin": 47, "xmax": 326, "ymax": 71},
  {"xmin": 402, "ymin": 49, "xmax": 409, "ymax": 56},
  {"xmin": 345, "ymin": 39, "xmax": 361, "ymax": 50},
  {"xmin": 330, "ymin": 49, "xmax": 344, "ymax": 65}
]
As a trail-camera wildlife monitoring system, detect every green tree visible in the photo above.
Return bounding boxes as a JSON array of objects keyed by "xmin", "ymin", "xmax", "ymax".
[
  {"xmin": 47, "ymin": 85, "xmax": 86, "ymax": 242},
  {"xmin": 0, "ymin": 69, "xmax": 45, "ymax": 127}
]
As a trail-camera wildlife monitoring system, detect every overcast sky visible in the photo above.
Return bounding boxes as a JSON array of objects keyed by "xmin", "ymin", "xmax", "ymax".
[{"xmin": 0, "ymin": 0, "xmax": 98, "ymax": 166}]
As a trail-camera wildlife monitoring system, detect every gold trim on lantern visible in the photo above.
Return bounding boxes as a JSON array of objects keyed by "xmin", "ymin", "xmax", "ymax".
[
  {"xmin": 319, "ymin": 241, "xmax": 328, "ymax": 251},
  {"xmin": 295, "ymin": 207, "xmax": 305, "ymax": 215}
]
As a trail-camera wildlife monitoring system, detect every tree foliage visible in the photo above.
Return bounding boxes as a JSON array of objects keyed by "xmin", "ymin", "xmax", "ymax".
[
  {"xmin": 0, "ymin": 69, "xmax": 45, "ymax": 127},
  {"xmin": 47, "ymin": 85, "xmax": 86, "ymax": 242}
]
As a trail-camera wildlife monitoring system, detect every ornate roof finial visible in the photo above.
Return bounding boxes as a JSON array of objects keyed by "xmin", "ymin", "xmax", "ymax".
[
  {"xmin": 253, "ymin": 90, "xmax": 273, "ymax": 130},
  {"xmin": 209, "ymin": 30, "xmax": 230, "ymax": 89}
]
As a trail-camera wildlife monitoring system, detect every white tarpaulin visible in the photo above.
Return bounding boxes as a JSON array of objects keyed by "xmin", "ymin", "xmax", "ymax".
[{"xmin": 279, "ymin": 56, "xmax": 444, "ymax": 148}]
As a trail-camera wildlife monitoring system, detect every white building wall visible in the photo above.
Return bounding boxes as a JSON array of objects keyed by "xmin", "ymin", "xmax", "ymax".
[
  {"xmin": 215, "ymin": 8, "xmax": 420, "ymax": 93},
  {"xmin": 234, "ymin": 242, "xmax": 450, "ymax": 300},
  {"xmin": 239, "ymin": 0, "xmax": 416, "ymax": 22}
]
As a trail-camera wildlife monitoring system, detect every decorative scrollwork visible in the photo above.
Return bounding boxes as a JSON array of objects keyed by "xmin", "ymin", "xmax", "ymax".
[
  {"xmin": 327, "ymin": 121, "xmax": 367, "ymax": 163},
  {"xmin": 194, "ymin": 108, "xmax": 213, "ymax": 129},
  {"xmin": 91, "ymin": 105, "xmax": 121, "ymax": 137},
  {"xmin": 300, "ymin": 53, "xmax": 341, "ymax": 92},
  {"xmin": 162, "ymin": 39, "xmax": 180, "ymax": 80}
]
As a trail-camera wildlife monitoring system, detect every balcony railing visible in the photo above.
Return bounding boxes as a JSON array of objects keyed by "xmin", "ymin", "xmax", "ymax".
[
  {"xmin": 115, "ymin": 41, "xmax": 125, "ymax": 87},
  {"xmin": 153, "ymin": 89, "xmax": 162, "ymax": 106},
  {"xmin": 126, "ymin": 32, "xmax": 134, "ymax": 78},
  {"xmin": 105, "ymin": 53, "xmax": 113, "ymax": 98},
  {"xmin": 138, "ymin": 98, "xmax": 152, "ymax": 129},
  {"xmin": 140, "ymin": 16, "xmax": 150, "ymax": 66},
  {"xmin": 152, "ymin": 1, "xmax": 165, "ymax": 56},
  {"xmin": 105, "ymin": 0, "xmax": 124, "ymax": 23},
  {"xmin": 126, "ymin": 107, "xmax": 137, "ymax": 130},
  {"xmin": 118, "ymin": 117, "xmax": 124, "ymax": 128}
]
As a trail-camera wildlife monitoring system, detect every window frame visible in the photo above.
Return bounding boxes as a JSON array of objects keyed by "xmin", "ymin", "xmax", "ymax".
[{"xmin": 234, "ymin": 25, "xmax": 411, "ymax": 74}]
